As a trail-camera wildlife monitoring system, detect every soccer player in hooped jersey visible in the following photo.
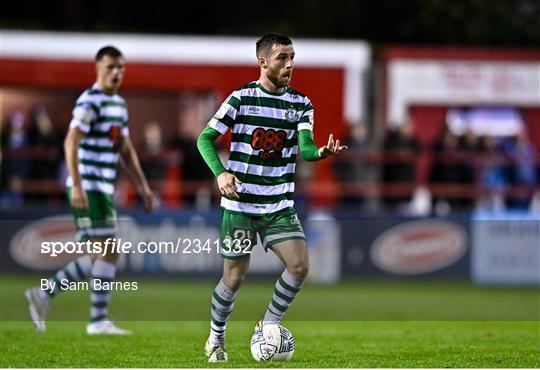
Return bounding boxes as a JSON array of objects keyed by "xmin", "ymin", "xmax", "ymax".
[
  {"xmin": 25, "ymin": 46, "xmax": 157, "ymax": 335},
  {"xmin": 198, "ymin": 33, "xmax": 348, "ymax": 362}
]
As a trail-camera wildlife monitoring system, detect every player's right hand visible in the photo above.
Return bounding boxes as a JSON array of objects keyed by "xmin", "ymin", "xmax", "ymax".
[
  {"xmin": 217, "ymin": 172, "xmax": 241, "ymax": 199},
  {"xmin": 71, "ymin": 184, "xmax": 89, "ymax": 210},
  {"xmin": 142, "ymin": 188, "xmax": 159, "ymax": 213}
]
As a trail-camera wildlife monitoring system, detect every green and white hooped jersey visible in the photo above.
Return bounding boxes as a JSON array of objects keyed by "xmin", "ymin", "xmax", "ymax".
[
  {"xmin": 208, "ymin": 81, "xmax": 314, "ymax": 215},
  {"xmin": 66, "ymin": 83, "xmax": 129, "ymax": 195}
]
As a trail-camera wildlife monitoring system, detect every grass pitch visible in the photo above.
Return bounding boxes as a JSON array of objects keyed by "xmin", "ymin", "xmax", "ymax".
[{"xmin": 1, "ymin": 275, "xmax": 538, "ymax": 367}]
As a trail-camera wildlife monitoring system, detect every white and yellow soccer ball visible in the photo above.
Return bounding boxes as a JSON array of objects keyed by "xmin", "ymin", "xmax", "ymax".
[{"xmin": 250, "ymin": 323, "xmax": 295, "ymax": 362}]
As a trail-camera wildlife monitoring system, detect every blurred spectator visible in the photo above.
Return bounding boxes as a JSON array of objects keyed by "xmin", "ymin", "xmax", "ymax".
[
  {"xmin": 381, "ymin": 118, "xmax": 419, "ymax": 209},
  {"xmin": 0, "ymin": 176, "xmax": 24, "ymax": 208},
  {"xmin": 476, "ymin": 136, "xmax": 508, "ymax": 212},
  {"xmin": 458, "ymin": 128, "xmax": 480, "ymax": 152},
  {"xmin": 501, "ymin": 130, "xmax": 537, "ymax": 209},
  {"xmin": 457, "ymin": 128, "xmax": 480, "ymax": 187},
  {"xmin": 140, "ymin": 121, "xmax": 166, "ymax": 182},
  {"xmin": 430, "ymin": 124, "xmax": 462, "ymax": 212},
  {"xmin": 430, "ymin": 124, "xmax": 477, "ymax": 212},
  {"xmin": 431, "ymin": 125, "xmax": 461, "ymax": 183},
  {"xmin": 332, "ymin": 124, "xmax": 372, "ymax": 209},
  {"xmin": 172, "ymin": 130, "xmax": 215, "ymax": 209},
  {"xmin": 28, "ymin": 105, "xmax": 62, "ymax": 180},
  {"xmin": 1, "ymin": 110, "xmax": 30, "ymax": 207},
  {"xmin": 2, "ymin": 109, "xmax": 31, "ymax": 177}
]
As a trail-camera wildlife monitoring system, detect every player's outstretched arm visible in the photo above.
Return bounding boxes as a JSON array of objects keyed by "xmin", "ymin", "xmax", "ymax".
[
  {"xmin": 298, "ymin": 130, "xmax": 348, "ymax": 161},
  {"xmin": 197, "ymin": 126, "xmax": 241, "ymax": 199},
  {"xmin": 64, "ymin": 127, "xmax": 88, "ymax": 210},
  {"xmin": 119, "ymin": 136, "xmax": 158, "ymax": 212}
]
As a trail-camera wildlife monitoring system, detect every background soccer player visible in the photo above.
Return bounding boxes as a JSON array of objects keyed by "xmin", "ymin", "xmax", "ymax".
[
  {"xmin": 197, "ymin": 33, "xmax": 347, "ymax": 362},
  {"xmin": 25, "ymin": 46, "xmax": 157, "ymax": 335}
]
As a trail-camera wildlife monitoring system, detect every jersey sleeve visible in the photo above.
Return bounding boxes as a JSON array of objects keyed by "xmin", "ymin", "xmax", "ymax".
[
  {"xmin": 298, "ymin": 129, "xmax": 321, "ymax": 161},
  {"xmin": 197, "ymin": 126, "xmax": 227, "ymax": 177},
  {"xmin": 298, "ymin": 98, "xmax": 314, "ymax": 132},
  {"xmin": 207, "ymin": 90, "xmax": 241, "ymax": 135},
  {"xmin": 69, "ymin": 99, "xmax": 98, "ymax": 133}
]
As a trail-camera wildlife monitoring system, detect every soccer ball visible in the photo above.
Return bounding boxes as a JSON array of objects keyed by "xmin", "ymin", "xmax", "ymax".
[{"xmin": 250, "ymin": 323, "xmax": 295, "ymax": 361}]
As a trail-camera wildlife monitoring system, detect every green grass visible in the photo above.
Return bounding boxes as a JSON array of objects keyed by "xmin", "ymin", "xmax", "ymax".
[{"xmin": 1, "ymin": 275, "xmax": 539, "ymax": 367}]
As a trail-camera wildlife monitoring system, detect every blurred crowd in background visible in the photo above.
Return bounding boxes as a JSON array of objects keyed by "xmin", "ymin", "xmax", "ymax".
[{"xmin": 2, "ymin": 103, "xmax": 538, "ymax": 214}]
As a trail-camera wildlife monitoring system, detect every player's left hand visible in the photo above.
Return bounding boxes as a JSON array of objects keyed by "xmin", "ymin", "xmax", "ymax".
[
  {"xmin": 142, "ymin": 188, "xmax": 159, "ymax": 213},
  {"xmin": 318, "ymin": 133, "xmax": 348, "ymax": 159}
]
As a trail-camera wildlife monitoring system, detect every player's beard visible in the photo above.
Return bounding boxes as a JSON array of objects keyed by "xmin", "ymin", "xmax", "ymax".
[
  {"xmin": 267, "ymin": 69, "xmax": 290, "ymax": 89},
  {"xmin": 108, "ymin": 76, "xmax": 122, "ymax": 93}
]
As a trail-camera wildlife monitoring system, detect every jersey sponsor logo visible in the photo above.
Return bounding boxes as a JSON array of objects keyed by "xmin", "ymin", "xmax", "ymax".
[
  {"xmin": 369, "ymin": 220, "xmax": 468, "ymax": 275},
  {"xmin": 251, "ymin": 128, "xmax": 287, "ymax": 160},
  {"xmin": 258, "ymin": 151, "xmax": 282, "ymax": 160},
  {"xmin": 285, "ymin": 108, "xmax": 299, "ymax": 123}
]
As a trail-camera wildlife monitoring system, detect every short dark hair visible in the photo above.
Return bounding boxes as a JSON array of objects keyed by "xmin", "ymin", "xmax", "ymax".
[
  {"xmin": 95, "ymin": 46, "xmax": 123, "ymax": 61},
  {"xmin": 256, "ymin": 33, "xmax": 292, "ymax": 58}
]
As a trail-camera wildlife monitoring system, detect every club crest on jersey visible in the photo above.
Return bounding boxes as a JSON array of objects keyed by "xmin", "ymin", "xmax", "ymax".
[{"xmin": 285, "ymin": 108, "xmax": 299, "ymax": 123}]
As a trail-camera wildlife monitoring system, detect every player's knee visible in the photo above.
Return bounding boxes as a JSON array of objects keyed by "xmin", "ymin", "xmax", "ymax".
[
  {"xmin": 288, "ymin": 260, "xmax": 309, "ymax": 279},
  {"xmin": 222, "ymin": 274, "xmax": 244, "ymax": 291}
]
